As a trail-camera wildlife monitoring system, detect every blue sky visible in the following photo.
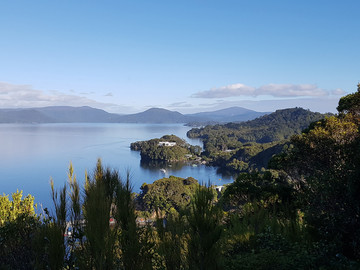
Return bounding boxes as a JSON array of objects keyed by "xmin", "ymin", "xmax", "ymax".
[{"xmin": 0, "ymin": 0, "xmax": 359, "ymax": 114}]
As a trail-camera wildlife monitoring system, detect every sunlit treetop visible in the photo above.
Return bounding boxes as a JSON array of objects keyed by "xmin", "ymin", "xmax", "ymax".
[{"xmin": 337, "ymin": 83, "xmax": 360, "ymax": 116}]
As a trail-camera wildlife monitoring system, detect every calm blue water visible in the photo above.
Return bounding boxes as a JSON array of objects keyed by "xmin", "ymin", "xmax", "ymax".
[{"xmin": 0, "ymin": 123, "xmax": 233, "ymax": 208}]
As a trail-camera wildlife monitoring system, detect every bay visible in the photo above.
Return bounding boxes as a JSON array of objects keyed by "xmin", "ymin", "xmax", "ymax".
[{"xmin": 0, "ymin": 123, "xmax": 233, "ymax": 209}]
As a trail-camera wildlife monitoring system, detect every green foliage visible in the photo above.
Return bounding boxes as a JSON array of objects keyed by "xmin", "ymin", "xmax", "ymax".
[
  {"xmin": 131, "ymin": 134, "xmax": 199, "ymax": 162},
  {"xmin": 186, "ymin": 184, "xmax": 224, "ymax": 270},
  {"xmin": 33, "ymin": 179, "xmax": 68, "ymax": 269},
  {"xmin": 0, "ymin": 190, "xmax": 36, "ymax": 226},
  {"xmin": 269, "ymin": 84, "xmax": 360, "ymax": 261},
  {"xmin": 0, "ymin": 191, "xmax": 39, "ymax": 269},
  {"xmin": 39, "ymin": 159, "xmax": 158, "ymax": 269},
  {"xmin": 188, "ymin": 108, "xmax": 328, "ymax": 143},
  {"xmin": 5, "ymin": 87, "xmax": 360, "ymax": 268},
  {"xmin": 337, "ymin": 83, "xmax": 360, "ymax": 116},
  {"xmin": 187, "ymin": 108, "xmax": 328, "ymax": 173},
  {"xmin": 139, "ymin": 176, "xmax": 199, "ymax": 213},
  {"xmin": 33, "ymin": 217, "xmax": 67, "ymax": 270},
  {"xmin": 114, "ymin": 173, "xmax": 143, "ymax": 270},
  {"xmin": 156, "ymin": 209, "xmax": 187, "ymax": 270},
  {"xmin": 221, "ymin": 171, "xmax": 297, "ymax": 214},
  {"xmin": 82, "ymin": 161, "xmax": 117, "ymax": 269}
]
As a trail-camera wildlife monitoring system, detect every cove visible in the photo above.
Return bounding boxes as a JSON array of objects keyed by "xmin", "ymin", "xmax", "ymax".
[{"xmin": 0, "ymin": 123, "xmax": 234, "ymax": 208}]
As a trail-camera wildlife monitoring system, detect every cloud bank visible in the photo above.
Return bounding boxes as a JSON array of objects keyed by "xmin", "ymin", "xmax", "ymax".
[
  {"xmin": 192, "ymin": 83, "xmax": 344, "ymax": 98},
  {"xmin": 0, "ymin": 82, "xmax": 128, "ymax": 113}
]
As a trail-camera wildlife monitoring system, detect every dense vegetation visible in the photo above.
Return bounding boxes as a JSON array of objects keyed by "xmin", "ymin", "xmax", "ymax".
[
  {"xmin": 131, "ymin": 134, "xmax": 201, "ymax": 162},
  {"xmin": 138, "ymin": 176, "xmax": 199, "ymax": 214},
  {"xmin": 187, "ymin": 108, "xmax": 330, "ymax": 173},
  {"xmin": 1, "ymin": 84, "xmax": 360, "ymax": 269}
]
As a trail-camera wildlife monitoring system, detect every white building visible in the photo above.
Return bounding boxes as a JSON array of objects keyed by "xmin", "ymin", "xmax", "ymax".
[
  {"xmin": 214, "ymin": 185, "xmax": 224, "ymax": 192},
  {"xmin": 158, "ymin": 141, "xmax": 177, "ymax": 147}
]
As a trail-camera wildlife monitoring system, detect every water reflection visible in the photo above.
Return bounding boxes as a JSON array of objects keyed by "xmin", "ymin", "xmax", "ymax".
[
  {"xmin": 140, "ymin": 160, "xmax": 187, "ymax": 172},
  {"xmin": 0, "ymin": 123, "xmax": 233, "ymax": 208}
]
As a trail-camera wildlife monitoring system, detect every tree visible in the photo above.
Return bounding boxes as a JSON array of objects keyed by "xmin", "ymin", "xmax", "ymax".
[
  {"xmin": 337, "ymin": 83, "xmax": 360, "ymax": 116},
  {"xmin": 186, "ymin": 184, "xmax": 223, "ymax": 270},
  {"xmin": 269, "ymin": 84, "xmax": 360, "ymax": 261},
  {"xmin": 82, "ymin": 159, "xmax": 118, "ymax": 269},
  {"xmin": 139, "ymin": 176, "xmax": 198, "ymax": 213},
  {"xmin": 0, "ymin": 191, "xmax": 39, "ymax": 269}
]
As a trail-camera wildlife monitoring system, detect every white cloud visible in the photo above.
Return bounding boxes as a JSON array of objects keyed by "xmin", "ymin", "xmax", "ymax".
[
  {"xmin": 192, "ymin": 83, "xmax": 256, "ymax": 98},
  {"xmin": 192, "ymin": 83, "xmax": 342, "ymax": 98},
  {"xmin": 0, "ymin": 81, "xmax": 130, "ymax": 113},
  {"xmin": 257, "ymin": 84, "xmax": 327, "ymax": 97},
  {"xmin": 168, "ymin": 102, "xmax": 193, "ymax": 108}
]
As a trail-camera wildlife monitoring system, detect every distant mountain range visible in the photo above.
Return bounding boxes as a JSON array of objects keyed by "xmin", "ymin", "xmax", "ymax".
[
  {"xmin": 186, "ymin": 107, "xmax": 268, "ymax": 125},
  {"xmin": 0, "ymin": 106, "xmax": 269, "ymax": 124}
]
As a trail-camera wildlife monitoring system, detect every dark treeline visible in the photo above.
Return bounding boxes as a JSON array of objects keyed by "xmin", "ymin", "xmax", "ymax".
[{"xmin": 1, "ymin": 85, "xmax": 360, "ymax": 269}]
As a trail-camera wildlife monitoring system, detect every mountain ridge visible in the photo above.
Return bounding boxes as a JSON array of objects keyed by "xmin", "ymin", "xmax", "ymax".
[{"xmin": 0, "ymin": 106, "xmax": 270, "ymax": 124}]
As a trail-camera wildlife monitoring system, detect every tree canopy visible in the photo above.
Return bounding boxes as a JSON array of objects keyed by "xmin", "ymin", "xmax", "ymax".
[
  {"xmin": 186, "ymin": 108, "xmax": 329, "ymax": 174},
  {"xmin": 131, "ymin": 134, "xmax": 201, "ymax": 162}
]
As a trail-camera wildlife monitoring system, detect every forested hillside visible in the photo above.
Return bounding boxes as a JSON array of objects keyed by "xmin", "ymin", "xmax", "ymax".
[
  {"xmin": 187, "ymin": 107, "xmax": 330, "ymax": 173},
  {"xmin": 187, "ymin": 107, "xmax": 329, "ymax": 143},
  {"xmin": 131, "ymin": 134, "xmax": 201, "ymax": 162}
]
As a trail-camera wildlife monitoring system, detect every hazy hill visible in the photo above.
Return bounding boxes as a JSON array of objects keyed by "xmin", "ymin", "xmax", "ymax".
[
  {"xmin": 186, "ymin": 107, "xmax": 269, "ymax": 122},
  {"xmin": 38, "ymin": 106, "xmax": 117, "ymax": 122},
  {"xmin": 116, "ymin": 108, "xmax": 195, "ymax": 123},
  {"xmin": 0, "ymin": 108, "xmax": 54, "ymax": 123},
  {"xmin": 0, "ymin": 106, "xmax": 269, "ymax": 124},
  {"xmin": 0, "ymin": 106, "xmax": 116, "ymax": 123}
]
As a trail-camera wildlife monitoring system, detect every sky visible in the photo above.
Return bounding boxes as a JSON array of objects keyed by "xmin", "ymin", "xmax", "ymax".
[{"xmin": 0, "ymin": 0, "xmax": 359, "ymax": 114}]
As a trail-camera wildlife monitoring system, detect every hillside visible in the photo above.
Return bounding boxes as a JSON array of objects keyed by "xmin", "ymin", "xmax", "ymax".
[
  {"xmin": 187, "ymin": 107, "xmax": 330, "ymax": 143},
  {"xmin": 187, "ymin": 107, "xmax": 331, "ymax": 173},
  {"xmin": 131, "ymin": 134, "xmax": 201, "ymax": 162},
  {"xmin": 37, "ymin": 106, "xmax": 117, "ymax": 122},
  {"xmin": 116, "ymin": 108, "xmax": 194, "ymax": 123},
  {"xmin": 0, "ymin": 108, "xmax": 55, "ymax": 123},
  {"xmin": 0, "ymin": 106, "xmax": 117, "ymax": 123}
]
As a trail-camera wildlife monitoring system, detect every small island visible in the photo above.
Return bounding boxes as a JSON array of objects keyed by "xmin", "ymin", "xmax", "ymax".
[{"xmin": 130, "ymin": 134, "xmax": 202, "ymax": 162}]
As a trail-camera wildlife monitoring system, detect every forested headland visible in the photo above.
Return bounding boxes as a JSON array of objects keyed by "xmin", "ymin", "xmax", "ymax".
[
  {"xmin": 130, "ymin": 134, "xmax": 202, "ymax": 162},
  {"xmin": 1, "ymin": 84, "xmax": 360, "ymax": 269},
  {"xmin": 187, "ymin": 107, "xmax": 331, "ymax": 173}
]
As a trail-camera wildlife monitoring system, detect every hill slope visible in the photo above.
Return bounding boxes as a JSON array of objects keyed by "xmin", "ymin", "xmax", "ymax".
[
  {"xmin": 186, "ymin": 107, "xmax": 331, "ymax": 173},
  {"xmin": 186, "ymin": 106, "xmax": 269, "ymax": 122},
  {"xmin": 116, "ymin": 108, "xmax": 195, "ymax": 123},
  {"xmin": 0, "ymin": 108, "xmax": 55, "ymax": 123},
  {"xmin": 187, "ymin": 107, "xmax": 330, "ymax": 143},
  {"xmin": 38, "ymin": 106, "xmax": 117, "ymax": 122},
  {"xmin": 0, "ymin": 106, "xmax": 116, "ymax": 123}
]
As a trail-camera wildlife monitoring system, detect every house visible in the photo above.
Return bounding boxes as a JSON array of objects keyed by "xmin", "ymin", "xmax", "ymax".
[
  {"xmin": 214, "ymin": 185, "xmax": 224, "ymax": 192},
  {"xmin": 158, "ymin": 141, "xmax": 177, "ymax": 147}
]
